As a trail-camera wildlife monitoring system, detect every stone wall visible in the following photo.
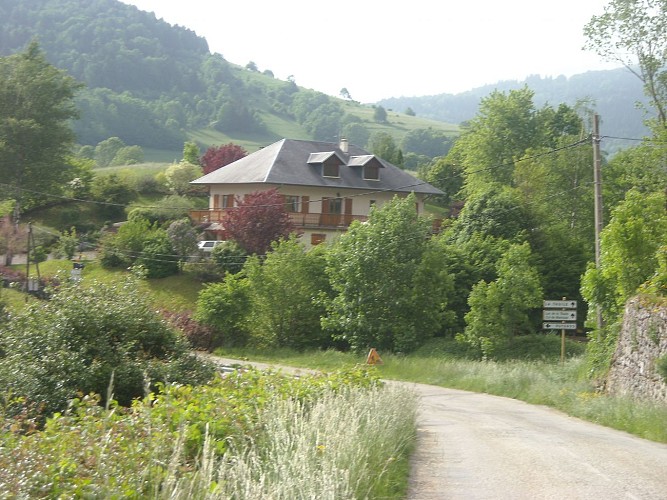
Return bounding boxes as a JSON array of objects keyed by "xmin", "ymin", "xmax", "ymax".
[{"xmin": 606, "ymin": 297, "xmax": 667, "ymax": 402}]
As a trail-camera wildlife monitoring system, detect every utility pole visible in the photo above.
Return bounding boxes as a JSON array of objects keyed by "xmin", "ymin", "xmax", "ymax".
[{"xmin": 592, "ymin": 114, "xmax": 604, "ymax": 334}]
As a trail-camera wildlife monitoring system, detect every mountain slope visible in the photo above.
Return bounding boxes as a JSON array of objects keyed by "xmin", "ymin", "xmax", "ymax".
[
  {"xmin": 379, "ymin": 69, "xmax": 651, "ymax": 147},
  {"xmin": 0, "ymin": 0, "xmax": 458, "ymax": 157}
]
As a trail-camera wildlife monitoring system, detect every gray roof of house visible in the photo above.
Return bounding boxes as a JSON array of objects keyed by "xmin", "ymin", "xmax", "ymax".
[{"xmin": 191, "ymin": 139, "xmax": 443, "ymax": 195}]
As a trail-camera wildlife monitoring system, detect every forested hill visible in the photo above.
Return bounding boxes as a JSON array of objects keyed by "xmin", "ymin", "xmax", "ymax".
[
  {"xmin": 0, "ymin": 0, "xmax": 209, "ymax": 95},
  {"xmin": 379, "ymin": 69, "xmax": 651, "ymax": 145},
  {"xmin": 0, "ymin": 0, "xmax": 460, "ymax": 157},
  {"xmin": 0, "ymin": 0, "xmax": 649, "ymax": 155},
  {"xmin": 0, "ymin": 0, "xmax": 215, "ymax": 149}
]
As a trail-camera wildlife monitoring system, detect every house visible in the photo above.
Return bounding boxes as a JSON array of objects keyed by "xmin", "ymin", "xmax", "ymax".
[{"xmin": 189, "ymin": 138, "xmax": 443, "ymax": 246}]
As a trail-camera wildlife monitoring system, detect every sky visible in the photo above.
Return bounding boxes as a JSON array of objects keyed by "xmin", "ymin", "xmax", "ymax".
[{"xmin": 120, "ymin": 0, "xmax": 620, "ymax": 103}]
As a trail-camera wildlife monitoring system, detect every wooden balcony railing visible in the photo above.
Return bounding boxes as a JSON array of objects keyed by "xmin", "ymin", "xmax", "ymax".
[
  {"xmin": 189, "ymin": 209, "xmax": 442, "ymax": 233},
  {"xmin": 189, "ymin": 209, "xmax": 368, "ymax": 229}
]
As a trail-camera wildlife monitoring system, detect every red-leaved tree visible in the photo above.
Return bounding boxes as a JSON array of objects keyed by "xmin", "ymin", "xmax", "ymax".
[
  {"xmin": 200, "ymin": 143, "xmax": 248, "ymax": 175},
  {"xmin": 223, "ymin": 189, "xmax": 296, "ymax": 255}
]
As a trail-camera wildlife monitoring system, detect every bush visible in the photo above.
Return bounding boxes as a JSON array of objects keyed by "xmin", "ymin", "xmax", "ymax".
[
  {"xmin": 211, "ymin": 240, "xmax": 247, "ymax": 275},
  {"xmin": 657, "ymin": 354, "xmax": 667, "ymax": 382},
  {"xmin": 0, "ymin": 275, "xmax": 215, "ymax": 418}
]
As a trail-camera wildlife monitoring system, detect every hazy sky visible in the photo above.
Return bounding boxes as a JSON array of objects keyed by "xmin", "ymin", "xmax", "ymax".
[{"xmin": 120, "ymin": 0, "xmax": 619, "ymax": 103}]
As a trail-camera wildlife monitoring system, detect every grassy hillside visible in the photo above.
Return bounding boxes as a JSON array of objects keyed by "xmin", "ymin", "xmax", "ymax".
[{"xmin": 0, "ymin": 0, "xmax": 459, "ymax": 160}]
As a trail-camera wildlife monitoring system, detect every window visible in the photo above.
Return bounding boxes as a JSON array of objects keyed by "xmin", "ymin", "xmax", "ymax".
[
  {"xmin": 363, "ymin": 164, "xmax": 380, "ymax": 180},
  {"xmin": 222, "ymin": 194, "xmax": 234, "ymax": 208},
  {"xmin": 284, "ymin": 195, "xmax": 299, "ymax": 212},
  {"xmin": 328, "ymin": 197, "xmax": 342, "ymax": 214},
  {"xmin": 311, "ymin": 233, "xmax": 326, "ymax": 245},
  {"xmin": 323, "ymin": 162, "xmax": 340, "ymax": 178},
  {"xmin": 369, "ymin": 199, "xmax": 377, "ymax": 208}
]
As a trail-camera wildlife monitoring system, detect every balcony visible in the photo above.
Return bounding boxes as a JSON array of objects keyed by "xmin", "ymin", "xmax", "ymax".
[{"xmin": 189, "ymin": 209, "xmax": 368, "ymax": 230}]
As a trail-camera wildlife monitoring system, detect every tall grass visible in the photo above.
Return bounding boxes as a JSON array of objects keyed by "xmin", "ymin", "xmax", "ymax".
[
  {"xmin": 215, "ymin": 343, "xmax": 667, "ymax": 444},
  {"xmin": 166, "ymin": 385, "xmax": 417, "ymax": 499},
  {"xmin": 0, "ymin": 369, "xmax": 416, "ymax": 498}
]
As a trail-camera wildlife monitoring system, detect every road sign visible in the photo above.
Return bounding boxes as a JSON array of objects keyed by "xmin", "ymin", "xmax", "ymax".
[
  {"xmin": 543, "ymin": 300, "xmax": 577, "ymax": 309},
  {"xmin": 543, "ymin": 310, "xmax": 577, "ymax": 321},
  {"xmin": 543, "ymin": 322, "xmax": 577, "ymax": 330}
]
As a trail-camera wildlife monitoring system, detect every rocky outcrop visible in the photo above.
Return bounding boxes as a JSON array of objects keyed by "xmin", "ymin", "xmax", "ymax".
[{"xmin": 607, "ymin": 297, "xmax": 667, "ymax": 402}]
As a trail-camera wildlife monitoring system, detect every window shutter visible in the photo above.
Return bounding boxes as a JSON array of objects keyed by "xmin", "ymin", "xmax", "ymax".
[
  {"xmin": 301, "ymin": 195, "xmax": 309, "ymax": 214},
  {"xmin": 213, "ymin": 194, "xmax": 220, "ymax": 209}
]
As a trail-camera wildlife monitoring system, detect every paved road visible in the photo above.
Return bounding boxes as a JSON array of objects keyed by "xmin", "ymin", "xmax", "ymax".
[
  {"xmin": 405, "ymin": 382, "xmax": 667, "ymax": 499},
  {"xmin": 201, "ymin": 356, "xmax": 667, "ymax": 499}
]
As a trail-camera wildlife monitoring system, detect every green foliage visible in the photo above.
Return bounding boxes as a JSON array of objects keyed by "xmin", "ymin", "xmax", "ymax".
[
  {"xmin": 100, "ymin": 218, "xmax": 178, "ymax": 278},
  {"xmin": 424, "ymin": 157, "xmax": 465, "ymax": 207},
  {"xmin": 210, "ymin": 240, "xmax": 248, "ymax": 276},
  {"xmin": 460, "ymin": 242, "xmax": 543, "ymax": 359},
  {"xmin": 602, "ymin": 136, "xmax": 667, "ymax": 212},
  {"xmin": 182, "ymin": 140, "xmax": 200, "ymax": 165},
  {"xmin": 0, "ymin": 276, "xmax": 214, "ymax": 417},
  {"xmin": 244, "ymin": 238, "xmax": 332, "ymax": 350},
  {"xmin": 324, "ymin": 194, "xmax": 452, "ymax": 353},
  {"xmin": 135, "ymin": 231, "xmax": 178, "ymax": 278},
  {"xmin": 449, "ymin": 184, "xmax": 533, "ymax": 244},
  {"xmin": 641, "ymin": 246, "xmax": 667, "ymax": 296},
  {"xmin": 584, "ymin": 0, "xmax": 667, "ymax": 130},
  {"xmin": 166, "ymin": 218, "xmax": 198, "ymax": 269},
  {"xmin": 657, "ymin": 354, "xmax": 667, "ymax": 382},
  {"xmin": 0, "ymin": 367, "xmax": 391, "ymax": 498},
  {"xmin": 164, "ymin": 161, "xmax": 202, "ymax": 195},
  {"xmin": 581, "ymin": 189, "xmax": 667, "ymax": 326},
  {"xmin": 56, "ymin": 227, "xmax": 78, "ymax": 260},
  {"xmin": 91, "ymin": 173, "xmax": 137, "ymax": 221},
  {"xmin": 0, "ymin": 42, "xmax": 82, "ymax": 213},
  {"xmin": 401, "ymin": 127, "xmax": 453, "ymax": 158},
  {"xmin": 195, "ymin": 272, "xmax": 251, "ymax": 348},
  {"xmin": 127, "ymin": 194, "xmax": 193, "ymax": 226},
  {"xmin": 373, "ymin": 105, "xmax": 388, "ymax": 123},
  {"xmin": 94, "ymin": 137, "xmax": 126, "ymax": 168},
  {"xmin": 348, "ymin": 122, "xmax": 372, "ymax": 147},
  {"xmin": 368, "ymin": 131, "xmax": 403, "ymax": 167},
  {"xmin": 111, "ymin": 145, "xmax": 144, "ymax": 166}
]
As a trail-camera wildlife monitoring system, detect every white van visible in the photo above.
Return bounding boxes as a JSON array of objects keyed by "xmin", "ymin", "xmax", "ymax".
[{"xmin": 198, "ymin": 240, "xmax": 224, "ymax": 252}]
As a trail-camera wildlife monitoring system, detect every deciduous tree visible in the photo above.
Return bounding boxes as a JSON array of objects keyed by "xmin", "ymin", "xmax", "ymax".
[
  {"xmin": 323, "ymin": 194, "xmax": 452, "ymax": 353},
  {"xmin": 200, "ymin": 143, "xmax": 248, "ymax": 175},
  {"xmin": 0, "ymin": 42, "xmax": 83, "ymax": 216},
  {"xmin": 584, "ymin": 0, "xmax": 667, "ymax": 129},
  {"xmin": 223, "ymin": 188, "xmax": 295, "ymax": 255},
  {"xmin": 460, "ymin": 242, "xmax": 543, "ymax": 359},
  {"xmin": 244, "ymin": 238, "xmax": 331, "ymax": 349},
  {"xmin": 164, "ymin": 160, "xmax": 202, "ymax": 195}
]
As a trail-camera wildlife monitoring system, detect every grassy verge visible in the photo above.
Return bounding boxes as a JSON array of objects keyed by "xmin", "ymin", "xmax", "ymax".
[
  {"xmin": 214, "ymin": 340, "xmax": 667, "ymax": 444},
  {"xmin": 0, "ymin": 368, "xmax": 415, "ymax": 499}
]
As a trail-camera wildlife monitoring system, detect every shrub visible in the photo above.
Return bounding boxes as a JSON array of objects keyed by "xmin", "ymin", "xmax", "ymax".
[
  {"xmin": 657, "ymin": 354, "xmax": 667, "ymax": 382},
  {"xmin": 211, "ymin": 240, "xmax": 247, "ymax": 275},
  {"xmin": 0, "ymin": 275, "xmax": 215, "ymax": 418}
]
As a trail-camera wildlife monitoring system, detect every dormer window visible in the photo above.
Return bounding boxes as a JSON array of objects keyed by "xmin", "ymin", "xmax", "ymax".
[
  {"xmin": 322, "ymin": 161, "xmax": 340, "ymax": 178},
  {"xmin": 307, "ymin": 151, "xmax": 344, "ymax": 178},
  {"xmin": 349, "ymin": 155, "xmax": 382, "ymax": 181},
  {"xmin": 364, "ymin": 164, "xmax": 380, "ymax": 180}
]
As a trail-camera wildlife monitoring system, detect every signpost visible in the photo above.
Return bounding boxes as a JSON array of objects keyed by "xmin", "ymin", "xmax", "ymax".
[
  {"xmin": 543, "ymin": 310, "xmax": 577, "ymax": 321},
  {"xmin": 543, "ymin": 299, "xmax": 577, "ymax": 364}
]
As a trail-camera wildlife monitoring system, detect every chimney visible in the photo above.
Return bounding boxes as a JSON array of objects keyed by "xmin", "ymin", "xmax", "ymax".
[{"xmin": 339, "ymin": 137, "xmax": 349, "ymax": 154}]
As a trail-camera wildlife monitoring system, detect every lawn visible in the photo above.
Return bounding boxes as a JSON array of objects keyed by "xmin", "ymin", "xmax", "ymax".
[{"xmin": 6, "ymin": 258, "xmax": 204, "ymax": 314}]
